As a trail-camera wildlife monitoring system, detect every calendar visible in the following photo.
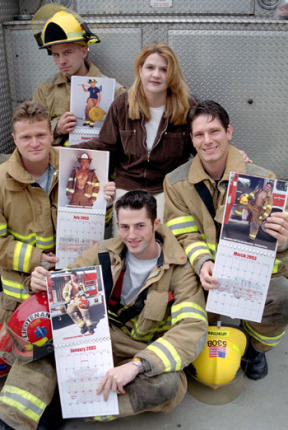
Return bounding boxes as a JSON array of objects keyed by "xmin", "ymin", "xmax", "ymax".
[
  {"xmin": 46, "ymin": 266, "xmax": 119, "ymax": 418},
  {"xmin": 56, "ymin": 148, "xmax": 109, "ymax": 269},
  {"xmin": 206, "ymin": 173, "xmax": 288, "ymax": 322},
  {"xmin": 68, "ymin": 76, "xmax": 115, "ymax": 146}
]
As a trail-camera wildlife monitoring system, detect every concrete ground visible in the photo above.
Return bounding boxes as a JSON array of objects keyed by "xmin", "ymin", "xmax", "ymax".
[{"xmin": 60, "ymin": 332, "xmax": 288, "ymax": 430}]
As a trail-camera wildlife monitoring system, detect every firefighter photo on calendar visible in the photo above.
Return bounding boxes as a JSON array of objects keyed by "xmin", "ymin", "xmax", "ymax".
[
  {"xmin": 65, "ymin": 151, "xmax": 100, "ymax": 208},
  {"xmin": 221, "ymin": 173, "xmax": 288, "ymax": 251},
  {"xmin": 47, "ymin": 267, "xmax": 106, "ymax": 335},
  {"xmin": 58, "ymin": 147, "xmax": 109, "ymax": 210}
]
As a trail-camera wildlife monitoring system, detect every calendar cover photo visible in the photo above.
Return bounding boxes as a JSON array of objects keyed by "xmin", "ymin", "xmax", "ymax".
[
  {"xmin": 68, "ymin": 75, "xmax": 115, "ymax": 146},
  {"xmin": 56, "ymin": 147, "xmax": 109, "ymax": 269},
  {"xmin": 206, "ymin": 173, "xmax": 288, "ymax": 323},
  {"xmin": 220, "ymin": 173, "xmax": 288, "ymax": 251},
  {"xmin": 46, "ymin": 266, "xmax": 119, "ymax": 418}
]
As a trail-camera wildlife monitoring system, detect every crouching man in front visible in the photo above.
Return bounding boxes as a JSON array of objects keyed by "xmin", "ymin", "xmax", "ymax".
[{"xmin": 31, "ymin": 190, "xmax": 208, "ymax": 420}]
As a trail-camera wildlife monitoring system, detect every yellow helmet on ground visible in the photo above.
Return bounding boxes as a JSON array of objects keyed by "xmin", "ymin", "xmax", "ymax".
[
  {"xmin": 32, "ymin": 4, "xmax": 100, "ymax": 52},
  {"xmin": 191, "ymin": 325, "xmax": 248, "ymax": 388}
]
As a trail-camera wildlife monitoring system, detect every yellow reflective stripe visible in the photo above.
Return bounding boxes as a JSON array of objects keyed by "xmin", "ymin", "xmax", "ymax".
[
  {"xmin": 131, "ymin": 317, "xmax": 171, "ymax": 341},
  {"xmin": 243, "ymin": 321, "xmax": 285, "ymax": 347},
  {"xmin": 91, "ymin": 193, "xmax": 98, "ymax": 197},
  {"xmin": 23, "ymin": 243, "xmax": 32, "ymax": 273},
  {"xmin": 166, "ymin": 216, "xmax": 199, "ymax": 235},
  {"xmin": 272, "ymin": 258, "xmax": 280, "ymax": 274},
  {"xmin": 66, "ymin": 188, "xmax": 74, "ymax": 194},
  {"xmin": 87, "ymin": 181, "xmax": 100, "ymax": 187},
  {"xmin": 13, "ymin": 242, "xmax": 33, "ymax": 273},
  {"xmin": 185, "ymin": 241, "xmax": 212, "ymax": 265},
  {"xmin": 0, "ymin": 385, "xmax": 46, "ymax": 423},
  {"xmin": 84, "ymin": 193, "xmax": 91, "ymax": 198},
  {"xmin": 207, "ymin": 242, "xmax": 216, "ymax": 253},
  {"xmin": 105, "ymin": 207, "xmax": 113, "ymax": 223},
  {"xmin": 1, "ymin": 277, "xmax": 30, "ymax": 300},
  {"xmin": 13, "ymin": 242, "xmax": 22, "ymax": 271},
  {"xmin": 171, "ymin": 302, "xmax": 207, "ymax": 325},
  {"xmin": 147, "ymin": 338, "xmax": 182, "ymax": 372},
  {"xmin": 0, "ymin": 223, "xmax": 7, "ymax": 236},
  {"xmin": 8, "ymin": 229, "xmax": 55, "ymax": 249},
  {"xmin": 93, "ymin": 416, "xmax": 117, "ymax": 422}
]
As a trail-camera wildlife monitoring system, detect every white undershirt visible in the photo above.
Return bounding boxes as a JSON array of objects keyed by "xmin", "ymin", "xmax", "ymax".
[
  {"xmin": 145, "ymin": 105, "xmax": 165, "ymax": 153},
  {"xmin": 121, "ymin": 247, "xmax": 160, "ymax": 305}
]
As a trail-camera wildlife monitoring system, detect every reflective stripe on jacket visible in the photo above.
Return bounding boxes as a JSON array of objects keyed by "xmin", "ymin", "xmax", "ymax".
[
  {"xmin": 164, "ymin": 145, "xmax": 288, "ymax": 277},
  {"xmin": 70, "ymin": 224, "xmax": 208, "ymax": 376},
  {"xmin": 0, "ymin": 148, "xmax": 58, "ymax": 304}
]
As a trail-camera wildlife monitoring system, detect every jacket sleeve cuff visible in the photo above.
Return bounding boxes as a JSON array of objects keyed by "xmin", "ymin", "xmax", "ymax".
[
  {"xmin": 136, "ymin": 351, "xmax": 163, "ymax": 377},
  {"xmin": 195, "ymin": 256, "xmax": 215, "ymax": 276},
  {"xmin": 29, "ymin": 247, "xmax": 44, "ymax": 273}
]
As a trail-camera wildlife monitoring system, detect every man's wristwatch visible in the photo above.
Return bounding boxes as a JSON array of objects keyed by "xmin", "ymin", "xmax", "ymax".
[{"xmin": 130, "ymin": 357, "xmax": 144, "ymax": 374}]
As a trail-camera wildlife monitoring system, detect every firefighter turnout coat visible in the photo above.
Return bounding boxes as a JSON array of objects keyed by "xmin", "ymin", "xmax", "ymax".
[
  {"xmin": 70, "ymin": 224, "xmax": 208, "ymax": 417},
  {"xmin": 0, "ymin": 148, "xmax": 58, "ymax": 430},
  {"xmin": 164, "ymin": 145, "xmax": 288, "ymax": 352},
  {"xmin": 0, "ymin": 148, "xmax": 58, "ymax": 315},
  {"xmin": 33, "ymin": 60, "xmax": 125, "ymax": 145}
]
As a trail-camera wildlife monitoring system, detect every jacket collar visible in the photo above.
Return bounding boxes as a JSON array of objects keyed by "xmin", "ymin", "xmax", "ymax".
[
  {"xmin": 188, "ymin": 145, "xmax": 247, "ymax": 185},
  {"xmin": 104, "ymin": 224, "xmax": 187, "ymax": 267},
  {"xmin": 5, "ymin": 147, "xmax": 59, "ymax": 189}
]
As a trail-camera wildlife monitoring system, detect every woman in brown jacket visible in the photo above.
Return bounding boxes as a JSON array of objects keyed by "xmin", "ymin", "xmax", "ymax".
[{"xmin": 78, "ymin": 43, "xmax": 196, "ymax": 223}]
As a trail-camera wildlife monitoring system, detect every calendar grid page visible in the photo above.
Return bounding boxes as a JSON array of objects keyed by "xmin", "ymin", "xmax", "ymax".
[
  {"xmin": 206, "ymin": 173, "xmax": 288, "ymax": 323},
  {"xmin": 46, "ymin": 266, "xmax": 119, "ymax": 418}
]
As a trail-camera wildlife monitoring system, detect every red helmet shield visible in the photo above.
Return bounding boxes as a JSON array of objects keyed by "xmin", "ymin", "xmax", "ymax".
[{"xmin": 7, "ymin": 292, "xmax": 53, "ymax": 362}]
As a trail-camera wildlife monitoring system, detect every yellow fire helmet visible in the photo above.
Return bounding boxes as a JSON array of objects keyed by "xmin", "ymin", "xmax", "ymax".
[
  {"xmin": 191, "ymin": 325, "xmax": 248, "ymax": 388},
  {"xmin": 32, "ymin": 4, "xmax": 100, "ymax": 52}
]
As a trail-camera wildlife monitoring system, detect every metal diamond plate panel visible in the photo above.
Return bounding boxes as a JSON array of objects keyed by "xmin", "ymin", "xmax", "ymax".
[
  {"xmin": 169, "ymin": 29, "xmax": 288, "ymax": 179},
  {"xmin": 0, "ymin": 0, "xmax": 18, "ymax": 153},
  {"xmin": 4, "ymin": 25, "xmax": 140, "ymax": 103},
  {"xmin": 85, "ymin": 27, "xmax": 141, "ymax": 89},
  {"xmin": 5, "ymin": 25, "xmax": 57, "ymax": 103},
  {"xmin": 76, "ymin": 0, "xmax": 253, "ymax": 15}
]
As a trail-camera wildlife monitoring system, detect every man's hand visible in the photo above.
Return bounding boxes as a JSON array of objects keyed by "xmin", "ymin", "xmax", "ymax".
[
  {"xmin": 31, "ymin": 266, "xmax": 50, "ymax": 293},
  {"xmin": 56, "ymin": 112, "xmax": 77, "ymax": 135},
  {"xmin": 40, "ymin": 252, "xmax": 59, "ymax": 270},
  {"xmin": 199, "ymin": 260, "xmax": 218, "ymax": 291},
  {"xmin": 97, "ymin": 362, "xmax": 139, "ymax": 401},
  {"xmin": 103, "ymin": 181, "xmax": 116, "ymax": 203},
  {"xmin": 264, "ymin": 211, "xmax": 288, "ymax": 248}
]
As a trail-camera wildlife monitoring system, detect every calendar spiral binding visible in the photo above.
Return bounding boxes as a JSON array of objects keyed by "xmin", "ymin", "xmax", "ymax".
[
  {"xmin": 220, "ymin": 240, "xmax": 275, "ymax": 256},
  {"xmin": 53, "ymin": 336, "xmax": 111, "ymax": 349},
  {"xmin": 70, "ymin": 128, "xmax": 100, "ymax": 135}
]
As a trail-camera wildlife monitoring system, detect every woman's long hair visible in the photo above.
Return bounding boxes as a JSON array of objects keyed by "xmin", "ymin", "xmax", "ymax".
[{"xmin": 128, "ymin": 43, "xmax": 192, "ymax": 125}]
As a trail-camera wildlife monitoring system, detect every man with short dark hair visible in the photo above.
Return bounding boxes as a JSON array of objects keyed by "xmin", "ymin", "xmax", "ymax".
[
  {"xmin": 164, "ymin": 100, "xmax": 288, "ymax": 381},
  {"xmin": 31, "ymin": 190, "xmax": 208, "ymax": 420}
]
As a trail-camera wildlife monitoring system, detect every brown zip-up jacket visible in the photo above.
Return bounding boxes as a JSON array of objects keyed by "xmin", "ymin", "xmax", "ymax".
[{"xmin": 75, "ymin": 92, "xmax": 196, "ymax": 193}]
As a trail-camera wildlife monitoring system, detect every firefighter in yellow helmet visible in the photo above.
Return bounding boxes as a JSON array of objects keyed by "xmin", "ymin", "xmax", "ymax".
[
  {"xmin": 32, "ymin": 4, "xmax": 125, "ymax": 146},
  {"xmin": 62, "ymin": 272, "xmax": 94, "ymax": 334},
  {"xmin": 66, "ymin": 152, "xmax": 100, "ymax": 207}
]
